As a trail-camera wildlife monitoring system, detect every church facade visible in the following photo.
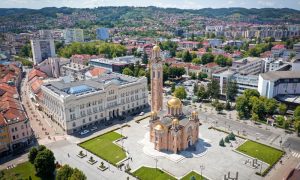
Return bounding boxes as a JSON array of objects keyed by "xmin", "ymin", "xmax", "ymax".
[{"xmin": 149, "ymin": 45, "xmax": 199, "ymax": 154}]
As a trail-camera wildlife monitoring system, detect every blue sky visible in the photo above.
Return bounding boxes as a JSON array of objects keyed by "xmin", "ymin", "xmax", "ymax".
[{"xmin": 1, "ymin": 0, "xmax": 300, "ymax": 10}]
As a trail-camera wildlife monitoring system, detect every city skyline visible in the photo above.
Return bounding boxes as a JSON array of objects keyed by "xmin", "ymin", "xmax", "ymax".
[{"xmin": 1, "ymin": 0, "xmax": 300, "ymax": 10}]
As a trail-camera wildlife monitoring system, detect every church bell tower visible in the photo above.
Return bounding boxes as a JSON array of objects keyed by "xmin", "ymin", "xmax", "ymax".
[{"xmin": 150, "ymin": 45, "xmax": 163, "ymax": 112}]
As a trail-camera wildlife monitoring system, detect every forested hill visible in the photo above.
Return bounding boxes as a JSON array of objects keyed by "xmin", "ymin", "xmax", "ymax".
[{"xmin": 0, "ymin": 6, "xmax": 299, "ymax": 32}]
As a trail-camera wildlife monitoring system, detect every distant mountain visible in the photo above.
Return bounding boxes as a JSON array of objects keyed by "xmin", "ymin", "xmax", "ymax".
[{"xmin": 0, "ymin": 6, "xmax": 299, "ymax": 33}]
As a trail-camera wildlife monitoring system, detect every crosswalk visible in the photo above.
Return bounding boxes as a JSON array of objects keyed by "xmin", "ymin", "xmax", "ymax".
[{"xmin": 291, "ymin": 152, "xmax": 300, "ymax": 158}]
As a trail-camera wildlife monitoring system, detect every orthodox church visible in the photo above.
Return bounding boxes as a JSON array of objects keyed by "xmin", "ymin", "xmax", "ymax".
[{"xmin": 149, "ymin": 45, "xmax": 200, "ymax": 154}]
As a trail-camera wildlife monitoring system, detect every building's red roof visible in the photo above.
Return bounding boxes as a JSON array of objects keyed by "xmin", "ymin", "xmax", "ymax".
[
  {"xmin": 179, "ymin": 41, "xmax": 199, "ymax": 45},
  {"xmin": 272, "ymin": 44, "xmax": 285, "ymax": 50},
  {"xmin": 0, "ymin": 114, "xmax": 5, "ymax": 126},
  {"xmin": 203, "ymin": 62, "xmax": 218, "ymax": 68},
  {"xmin": 28, "ymin": 69, "xmax": 47, "ymax": 82},
  {"xmin": 88, "ymin": 67, "xmax": 107, "ymax": 77},
  {"xmin": 30, "ymin": 78, "xmax": 43, "ymax": 94},
  {"xmin": 0, "ymin": 83, "xmax": 17, "ymax": 95}
]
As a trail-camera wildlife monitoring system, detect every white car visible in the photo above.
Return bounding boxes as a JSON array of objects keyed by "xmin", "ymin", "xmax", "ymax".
[
  {"xmin": 139, "ymin": 112, "xmax": 145, "ymax": 116},
  {"xmin": 91, "ymin": 126, "xmax": 98, "ymax": 131},
  {"xmin": 79, "ymin": 130, "xmax": 90, "ymax": 135}
]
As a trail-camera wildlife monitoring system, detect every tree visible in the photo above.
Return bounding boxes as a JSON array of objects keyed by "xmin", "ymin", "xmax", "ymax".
[
  {"xmin": 251, "ymin": 97, "xmax": 266, "ymax": 120},
  {"xmin": 193, "ymin": 83, "xmax": 199, "ymax": 94},
  {"xmin": 207, "ymin": 79, "xmax": 220, "ymax": 99},
  {"xmin": 122, "ymin": 67, "xmax": 134, "ymax": 76},
  {"xmin": 294, "ymin": 121, "xmax": 300, "ymax": 136},
  {"xmin": 56, "ymin": 165, "xmax": 74, "ymax": 180},
  {"xmin": 28, "ymin": 147, "xmax": 38, "ymax": 164},
  {"xmin": 294, "ymin": 106, "xmax": 300, "ymax": 120},
  {"xmin": 283, "ymin": 119, "xmax": 291, "ymax": 130},
  {"xmin": 69, "ymin": 168, "xmax": 87, "ymax": 180},
  {"xmin": 34, "ymin": 149, "xmax": 55, "ymax": 177},
  {"xmin": 214, "ymin": 55, "xmax": 231, "ymax": 67},
  {"xmin": 219, "ymin": 138, "xmax": 225, "ymax": 147},
  {"xmin": 251, "ymin": 113, "xmax": 260, "ymax": 123},
  {"xmin": 142, "ymin": 53, "xmax": 148, "ymax": 64},
  {"xmin": 192, "ymin": 58, "xmax": 201, "ymax": 64},
  {"xmin": 201, "ymin": 53, "xmax": 215, "ymax": 65},
  {"xmin": 197, "ymin": 85, "xmax": 208, "ymax": 101},
  {"xmin": 171, "ymin": 83, "xmax": 176, "ymax": 93},
  {"xmin": 174, "ymin": 86, "xmax": 187, "ymax": 100},
  {"xmin": 226, "ymin": 80, "xmax": 238, "ymax": 103},
  {"xmin": 264, "ymin": 98, "xmax": 277, "ymax": 116},
  {"xmin": 276, "ymin": 115, "xmax": 285, "ymax": 126},
  {"xmin": 278, "ymin": 103, "xmax": 287, "ymax": 115},
  {"xmin": 236, "ymin": 95, "xmax": 250, "ymax": 119},
  {"xmin": 138, "ymin": 69, "xmax": 146, "ymax": 77},
  {"xmin": 190, "ymin": 176, "xmax": 196, "ymax": 180},
  {"xmin": 215, "ymin": 103, "xmax": 224, "ymax": 114},
  {"xmin": 244, "ymin": 89, "xmax": 260, "ymax": 99},
  {"xmin": 229, "ymin": 132, "xmax": 236, "ymax": 141},
  {"xmin": 182, "ymin": 50, "xmax": 192, "ymax": 62},
  {"xmin": 225, "ymin": 136, "xmax": 230, "ymax": 143}
]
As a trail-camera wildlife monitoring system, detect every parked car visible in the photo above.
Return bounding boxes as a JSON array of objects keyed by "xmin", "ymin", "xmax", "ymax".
[
  {"xmin": 105, "ymin": 121, "xmax": 113, "ymax": 126},
  {"xmin": 90, "ymin": 126, "xmax": 98, "ymax": 131},
  {"xmin": 139, "ymin": 112, "xmax": 145, "ymax": 116},
  {"xmin": 79, "ymin": 129, "xmax": 90, "ymax": 135}
]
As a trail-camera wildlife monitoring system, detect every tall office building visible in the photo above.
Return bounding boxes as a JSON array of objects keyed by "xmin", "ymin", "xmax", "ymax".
[
  {"xmin": 96, "ymin": 28, "xmax": 109, "ymax": 40},
  {"xmin": 63, "ymin": 29, "xmax": 84, "ymax": 44},
  {"xmin": 31, "ymin": 39, "xmax": 56, "ymax": 65}
]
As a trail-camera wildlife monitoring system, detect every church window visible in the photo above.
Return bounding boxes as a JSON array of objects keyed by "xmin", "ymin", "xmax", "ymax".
[{"xmin": 153, "ymin": 71, "xmax": 155, "ymax": 78}]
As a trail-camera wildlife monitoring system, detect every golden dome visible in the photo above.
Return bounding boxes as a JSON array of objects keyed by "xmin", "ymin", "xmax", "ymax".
[
  {"xmin": 154, "ymin": 124, "xmax": 164, "ymax": 131},
  {"xmin": 153, "ymin": 45, "xmax": 160, "ymax": 52},
  {"xmin": 192, "ymin": 111, "xmax": 197, "ymax": 115},
  {"xmin": 172, "ymin": 118, "xmax": 179, "ymax": 125},
  {"xmin": 151, "ymin": 111, "xmax": 157, "ymax": 116},
  {"xmin": 167, "ymin": 97, "xmax": 182, "ymax": 108}
]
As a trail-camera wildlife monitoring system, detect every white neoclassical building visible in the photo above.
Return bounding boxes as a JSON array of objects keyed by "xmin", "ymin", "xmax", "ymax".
[{"xmin": 41, "ymin": 72, "xmax": 148, "ymax": 134}]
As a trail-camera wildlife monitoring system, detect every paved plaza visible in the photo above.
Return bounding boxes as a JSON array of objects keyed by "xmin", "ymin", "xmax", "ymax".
[{"xmin": 114, "ymin": 118, "xmax": 267, "ymax": 180}]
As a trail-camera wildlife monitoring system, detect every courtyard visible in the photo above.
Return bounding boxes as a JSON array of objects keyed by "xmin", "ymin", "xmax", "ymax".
[{"xmin": 110, "ymin": 117, "xmax": 275, "ymax": 180}]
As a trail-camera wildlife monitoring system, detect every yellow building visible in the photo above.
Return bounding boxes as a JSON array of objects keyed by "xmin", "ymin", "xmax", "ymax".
[{"xmin": 0, "ymin": 115, "xmax": 10, "ymax": 153}]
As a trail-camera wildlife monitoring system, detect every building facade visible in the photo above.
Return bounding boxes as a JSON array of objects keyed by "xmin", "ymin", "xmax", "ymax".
[
  {"xmin": 41, "ymin": 72, "xmax": 148, "ymax": 134},
  {"xmin": 31, "ymin": 39, "xmax": 56, "ymax": 65},
  {"xmin": 231, "ymin": 57, "xmax": 264, "ymax": 75},
  {"xmin": 96, "ymin": 28, "xmax": 109, "ymax": 40},
  {"xmin": 150, "ymin": 45, "xmax": 163, "ymax": 112},
  {"xmin": 149, "ymin": 45, "xmax": 199, "ymax": 154},
  {"xmin": 149, "ymin": 97, "xmax": 199, "ymax": 153},
  {"xmin": 63, "ymin": 29, "xmax": 84, "ymax": 44},
  {"xmin": 258, "ymin": 71, "xmax": 300, "ymax": 98}
]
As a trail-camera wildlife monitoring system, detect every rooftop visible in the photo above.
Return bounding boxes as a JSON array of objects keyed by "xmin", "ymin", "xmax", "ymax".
[
  {"xmin": 260, "ymin": 71, "xmax": 300, "ymax": 81},
  {"xmin": 43, "ymin": 72, "xmax": 144, "ymax": 97}
]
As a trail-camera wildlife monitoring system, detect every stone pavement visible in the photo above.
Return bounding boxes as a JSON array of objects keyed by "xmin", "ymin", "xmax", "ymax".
[{"xmin": 115, "ymin": 119, "xmax": 265, "ymax": 180}]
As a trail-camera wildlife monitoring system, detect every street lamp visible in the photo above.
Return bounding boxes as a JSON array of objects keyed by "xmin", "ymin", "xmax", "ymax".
[
  {"xmin": 155, "ymin": 158, "xmax": 158, "ymax": 177},
  {"xmin": 199, "ymin": 165, "xmax": 205, "ymax": 180}
]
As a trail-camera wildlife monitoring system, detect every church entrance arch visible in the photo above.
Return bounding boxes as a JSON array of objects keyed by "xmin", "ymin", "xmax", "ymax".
[{"xmin": 188, "ymin": 136, "xmax": 193, "ymax": 147}]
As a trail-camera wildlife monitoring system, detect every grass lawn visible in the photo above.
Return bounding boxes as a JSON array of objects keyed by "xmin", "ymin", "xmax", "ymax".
[
  {"xmin": 181, "ymin": 171, "xmax": 207, "ymax": 180},
  {"xmin": 0, "ymin": 161, "xmax": 41, "ymax": 180},
  {"xmin": 236, "ymin": 140, "xmax": 284, "ymax": 165},
  {"xmin": 79, "ymin": 131, "xmax": 126, "ymax": 164},
  {"xmin": 133, "ymin": 166, "xmax": 176, "ymax": 180}
]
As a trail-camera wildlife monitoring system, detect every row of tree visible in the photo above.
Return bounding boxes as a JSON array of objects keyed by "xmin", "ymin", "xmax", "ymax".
[
  {"xmin": 28, "ymin": 145, "xmax": 86, "ymax": 179},
  {"xmin": 191, "ymin": 53, "xmax": 232, "ymax": 67},
  {"xmin": 236, "ymin": 89, "xmax": 278, "ymax": 121},
  {"xmin": 58, "ymin": 41, "xmax": 127, "ymax": 58}
]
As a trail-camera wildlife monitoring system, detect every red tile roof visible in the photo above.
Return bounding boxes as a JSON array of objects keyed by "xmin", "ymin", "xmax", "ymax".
[
  {"xmin": 272, "ymin": 44, "xmax": 285, "ymax": 50},
  {"xmin": 0, "ymin": 114, "xmax": 5, "ymax": 126},
  {"xmin": 30, "ymin": 78, "xmax": 43, "ymax": 94},
  {"xmin": 203, "ymin": 62, "xmax": 218, "ymax": 68},
  {"xmin": 28, "ymin": 69, "xmax": 47, "ymax": 82},
  {"xmin": 88, "ymin": 67, "xmax": 107, "ymax": 77}
]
